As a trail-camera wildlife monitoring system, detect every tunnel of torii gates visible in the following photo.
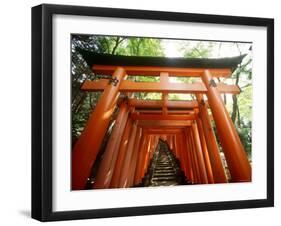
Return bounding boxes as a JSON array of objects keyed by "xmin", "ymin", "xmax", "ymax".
[{"xmin": 72, "ymin": 50, "xmax": 252, "ymax": 190}]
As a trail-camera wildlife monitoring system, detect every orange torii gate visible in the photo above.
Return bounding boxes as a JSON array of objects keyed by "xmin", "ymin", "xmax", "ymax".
[{"xmin": 72, "ymin": 50, "xmax": 251, "ymax": 190}]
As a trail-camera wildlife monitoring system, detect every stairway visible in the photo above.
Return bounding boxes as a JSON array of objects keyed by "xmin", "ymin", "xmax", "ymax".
[{"xmin": 142, "ymin": 140, "xmax": 189, "ymax": 187}]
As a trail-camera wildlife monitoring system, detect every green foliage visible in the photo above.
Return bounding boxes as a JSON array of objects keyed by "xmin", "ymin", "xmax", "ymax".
[
  {"xmin": 238, "ymin": 86, "xmax": 252, "ymax": 123},
  {"xmin": 71, "ymin": 36, "xmax": 253, "ymax": 161},
  {"xmin": 117, "ymin": 38, "xmax": 164, "ymax": 56},
  {"xmin": 182, "ymin": 42, "xmax": 214, "ymax": 58},
  {"xmin": 71, "ymin": 35, "xmax": 164, "ymax": 140},
  {"xmin": 231, "ymin": 47, "xmax": 252, "ymax": 158},
  {"xmin": 181, "ymin": 41, "xmax": 253, "ymax": 159},
  {"xmin": 237, "ymin": 121, "xmax": 252, "ymax": 159},
  {"xmin": 168, "ymin": 93, "xmax": 194, "ymax": 101},
  {"xmin": 72, "ymin": 92, "xmax": 102, "ymax": 142}
]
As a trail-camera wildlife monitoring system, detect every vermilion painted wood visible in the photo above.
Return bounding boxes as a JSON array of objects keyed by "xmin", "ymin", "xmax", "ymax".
[
  {"xmin": 178, "ymin": 133, "xmax": 187, "ymax": 179},
  {"xmin": 184, "ymin": 128, "xmax": 195, "ymax": 183},
  {"xmin": 141, "ymin": 135, "xmax": 153, "ymax": 179},
  {"xmin": 196, "ymin": 118, "xmax": 214, "ymax": 184},
  {"xmin": 147, "ymin": 136, "xmax": 157, "ymax": 175},
  {"xmin": 162, "ymin": 93, "xmax": 168, "ymax": 115},
  {"xmin": 110, "ymin": 117, "xmax": 133, "ymax": 188},
  {"xmin": 131, "ymin": 113, "xmax": 196, "ymax": 121},
  {"xmin": 138, "ymin": 120, "xmax": 192, "ymax": 127},
  {"xmin": 128, "ymin": 127, "xmax": 142, "ymax": 186},
  {"xmin": 129, "ymin": 99, "xmax": 199, "ymax": 109},
  {"xmin": 183, "ymin": 131, "xmax": 194, "ymax": 183},
  {"xmin": 202, "ymin": 70, "xmax": 251, "ymax": 182},
  {"xmin": 160, "ymin": 72, "xmax": 169, "ymax": 115},
  {"xmin": 179, "ymin": 133, "xmax": 189, "ymax": 178},
  {"xmin": 141, "ymin": 127, "xmax": 188, "ymax": 132},
  {"xmin": 197, "ymin": 94, "xmax": 228, "ymax": 183},
  {"xmin": 119, "ymin": 122, "xmax": 138, "ymax": 187},
  {"xmin": 172, "ymin": 135, "xmax": 177, "ymax": 158},
  {"xmin": 167, "ymin": 135, "xmax": 173, "ymax": 150},
  {"xmin": 92, "ymin": 65, "xmax": 232, "ymax": 77},
  {"xmin": 192, "ymin": 122, "xmax": 208, "ymax": 184},
  {"xmin": 32, "ymin": 4, "xmax": 273, "ymax": 221},
  {"xmin": 134, "ymin": 133, "xmax": 149, "ymax": 184},
  {"xmin": 172, "ymin": 135, "xmax": 177, "ymax": 157},
  {"xmin": 81, "ymin": 79, "xmax": 241, "ymax": 94},
  {"xmin": 139, "ymin": 135, "xmax": 151, "ymax": 183},
  {"xmin": 145, "ymin": 128, "xmax": 184, "ymax": 134},
  {"xmin": 184, "ymin": 133, "xmax": 194, "ymax": 181},
  {"xmin": 71, "ymin": 67, "xmax": 126, "ymax": 190},
  {"xmin": 175, "ymin": 135, "xmax": 181, "ymax": 159},
  {"xmin": 188, "ymin": 129, "xmax": 201, "ymax": 183},
  {"xmin": 170, "ymin": 135, "xmax": 175, "ymax": 151},
  {"xmin": 151, "ymin": 135, "xmax": 159, "ymax": 158},
  {"xmin": 93, "ymin": 101, "xmax": 130, "ymax": 188},
  {"xmin": 178, "ymin": 134, "xmax": 186, "ymax": 174},
  {"xmin": 136, "ymin": 110, "xmax": 194, "ymax": 114}
]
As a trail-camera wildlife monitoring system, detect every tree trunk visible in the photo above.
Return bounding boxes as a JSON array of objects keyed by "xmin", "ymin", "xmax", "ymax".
[
  {"xmin": 111, "ymin": 37, "xmax": 125, "ymax": 54},
  {"xmin": 231, "ymin": 95, "xmax": 238, "ymax": 124}
]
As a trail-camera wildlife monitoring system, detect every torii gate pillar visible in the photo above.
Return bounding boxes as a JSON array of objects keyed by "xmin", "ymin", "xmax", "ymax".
[
  {"xmin": 202, "ymin": 69, "xmax": 251, "ymax": 182},
  {"xmin": 72, "ymin": 67, "xmax": 126, "ymax": 190}
]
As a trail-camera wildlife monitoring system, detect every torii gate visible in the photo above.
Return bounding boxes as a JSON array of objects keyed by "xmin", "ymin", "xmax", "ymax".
[{"xmin": 72, "ymin": 50, "xmax": 251, "ymax": 190}]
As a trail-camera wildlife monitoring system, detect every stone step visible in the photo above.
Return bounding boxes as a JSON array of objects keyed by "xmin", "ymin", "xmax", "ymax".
[
  {"xmin": 142, "ymin": 140, "xmax": 188, "ymax": 187},
  {"xmin": 155, "ymin": 164, "xmax": 171, "ymax": 167},
  {"xmin": 152, "ymin": 172, "xmax": 176, "ymax": 177},
  {"xmin": 152, "ymin": 176, "xmax": 177, "ymax": 180},
  {"xmin": 155, "ymin": 165, "xmax": 173, "ymax": 168},
  {"xmin": 154, "ymin": 167, "xmax": 174, "ymax": 171},
  {"xmin": 153, "ymin": 175, "xmax": 176, "ymax": 179},
  {"xmin": 155, "ymin": 171, "xmax": 177, "ymax": 175},
  {"xmin": 151, "ymin": 176, "xmax": 177, "ymax": 181},
  {"xmin": 156, "ymin": 165, "xmax": 176, "ymax": 169},
  {"xmin": 156, "ymin": 162, "xmax": 171, "ymax": 165},
  {"xmin": 150, "ymin": 181, "xmax": 179, "ymax": 186},
  {"xmin": 154, "ymin": 171, "xmax": 175, "ymax": 174},
  {"xmin": 154, "ymin": 169, "xmax": 175, "ymax": 173}
]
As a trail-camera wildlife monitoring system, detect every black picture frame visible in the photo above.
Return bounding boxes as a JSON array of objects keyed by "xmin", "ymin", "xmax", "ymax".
[{"xmin": 32, "ymin": 3, "xmax": 274, "ymax": 222}]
